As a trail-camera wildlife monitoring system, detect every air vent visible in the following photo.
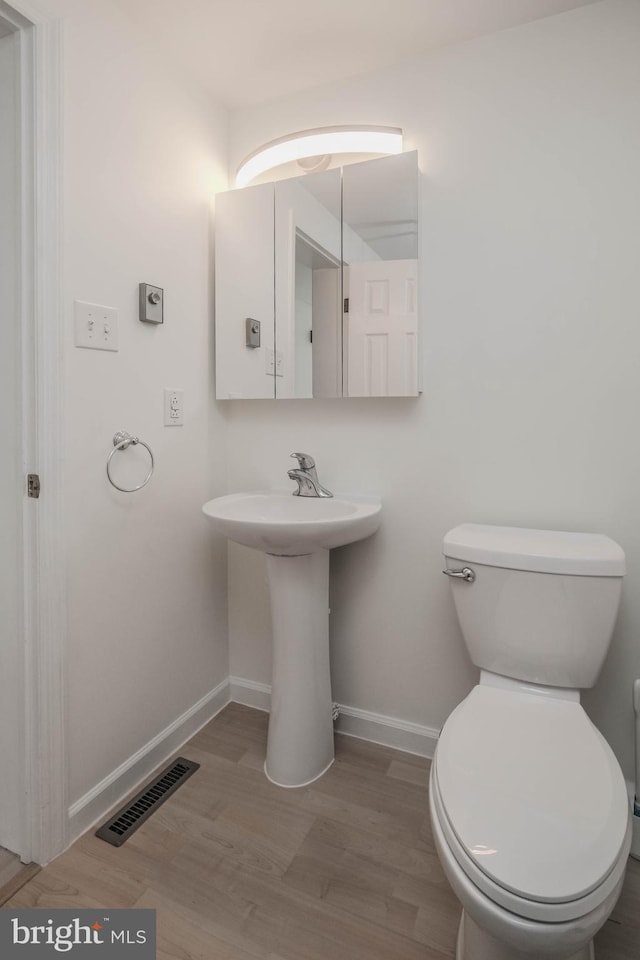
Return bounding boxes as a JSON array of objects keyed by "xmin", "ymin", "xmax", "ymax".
[{"xmin": 95, "ymin": 757, "xmax": 200, "ymax": 847}]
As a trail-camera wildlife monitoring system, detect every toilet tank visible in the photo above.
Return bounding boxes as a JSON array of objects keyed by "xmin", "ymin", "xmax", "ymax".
[{"xmin": 443, "ymin": 524, "xmax": 625, "ymax": 689}]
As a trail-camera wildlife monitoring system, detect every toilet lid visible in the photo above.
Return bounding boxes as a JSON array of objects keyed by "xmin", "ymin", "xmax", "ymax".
[{"xmin": 436, "ymin": 684, "xmax": 629, "ymax": 904}]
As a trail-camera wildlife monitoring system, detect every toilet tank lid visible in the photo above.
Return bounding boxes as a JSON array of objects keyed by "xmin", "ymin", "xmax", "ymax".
[{"xmin": 443, "ymin": 523, "xmax": 625, "ymax": 576}]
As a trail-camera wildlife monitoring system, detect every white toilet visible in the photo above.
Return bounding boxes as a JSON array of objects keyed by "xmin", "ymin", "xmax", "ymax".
[{"xmin": 430, "ymin": 523, "xmax": 631, "ymax": 960}]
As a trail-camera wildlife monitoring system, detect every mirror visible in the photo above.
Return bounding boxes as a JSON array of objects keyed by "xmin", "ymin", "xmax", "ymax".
[
  {"xmin": 214, "ymin": 151, "xmax": 419, "ymax": 399},
  {"xmin": 214, "ymin": 180, "xmax": 275, "ymax": 399}
]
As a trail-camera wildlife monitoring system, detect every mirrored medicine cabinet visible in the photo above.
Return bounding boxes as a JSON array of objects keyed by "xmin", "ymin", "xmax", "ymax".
[{"xmin": 214, "ymin": 150, "xmax": 419, "ymax": 399}]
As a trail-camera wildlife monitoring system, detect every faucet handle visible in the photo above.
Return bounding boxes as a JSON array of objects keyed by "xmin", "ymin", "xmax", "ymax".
[{"xmin": 290, "ymin": 452, "xmax": 315, "ymax": 469}]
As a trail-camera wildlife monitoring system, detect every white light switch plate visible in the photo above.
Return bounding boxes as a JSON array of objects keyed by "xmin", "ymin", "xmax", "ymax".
[
  {"xmin": 265, "ymin": 348, "xmax": 285, "ymax": 377},
  {"xmin": 74, "ymin": 300, "xmax": 119, "ymax": 351}
]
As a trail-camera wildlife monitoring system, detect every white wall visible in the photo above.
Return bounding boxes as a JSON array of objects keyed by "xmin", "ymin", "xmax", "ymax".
[
  {"xmin": 224, "ymin": 0, "xmax": 640, "ymax": 779},
  {"xmin": 45, "ymin": 0, "xmax": 229, "ymax": 816}
]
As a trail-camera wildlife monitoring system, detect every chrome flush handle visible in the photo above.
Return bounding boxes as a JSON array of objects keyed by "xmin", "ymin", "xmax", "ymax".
[{"xmin": 442, "ymin": 567, "xmax": 476, "ymax": 583}]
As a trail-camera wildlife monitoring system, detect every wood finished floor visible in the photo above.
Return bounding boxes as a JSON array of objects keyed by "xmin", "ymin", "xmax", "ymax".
[
  {"xmin": 0, "ymin": 849, "xmax": 39, "ymax": 906},
  {"xmin": 0, "ymin": 849, "xmax": 23, "ymax": 891},
  {"xmin": 4, "ymin": 702, "xmax": 640, "ymax": 959}
]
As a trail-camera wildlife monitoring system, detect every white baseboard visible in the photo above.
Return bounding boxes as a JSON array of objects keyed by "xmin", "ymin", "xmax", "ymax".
[
  {"xmin": 67, "ymin": 678, "xmax": 231, "ymax": 844},
  {"xmin": 228, "ymin": 675, "xmax": 271, "ymax": 712},
  {"xmin": 68, "ymin": 675, "xmax": 439, "ymax": 847},
  {"xmin": 228, "ymin": 675, "xmax": 440, "ymax": 759},
  {"xmin": 336, "ymin": 705, "xmax": 440, "ymax": 758}
]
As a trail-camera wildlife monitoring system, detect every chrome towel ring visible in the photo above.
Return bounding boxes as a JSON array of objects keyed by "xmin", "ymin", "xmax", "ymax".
[{"xmin": 106, "ymin": 431, "xmax": 154, "ymax": 493}]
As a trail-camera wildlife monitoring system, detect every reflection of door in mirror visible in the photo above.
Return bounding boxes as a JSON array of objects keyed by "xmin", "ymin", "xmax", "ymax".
[
  {"xmin": 275, "ymin": 169, "xmax": 341, "ymax": 399},
  {"xmin": 214, "ymin": 182, "xmax": 275, "ymax": 398},
  {"xmin": 345, "ymin": 259, "xmax": 418, "ymax": 396},
  {"xmin": 294, "ymin": 233, "xmax": 342, "ymax": 398},
  {"xmin": 342, "ymin": 151, "xmax": 419, "ymax": 397}
]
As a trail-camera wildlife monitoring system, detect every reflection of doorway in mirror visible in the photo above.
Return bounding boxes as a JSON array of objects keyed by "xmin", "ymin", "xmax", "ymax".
[
  {"xmin": 345, "ymin": 259, "xmax": 418, "ymax": 397},
  {"xmin": 275, "ymin": 169, "xmax": 342, "ymax": 398},
  {"xmin": 294, "ymin": 236, "xmax": 313, "ymax": 397},
  {"xmin": 294, "ymin": 232, "xmax": 341, "ymax": 398}
]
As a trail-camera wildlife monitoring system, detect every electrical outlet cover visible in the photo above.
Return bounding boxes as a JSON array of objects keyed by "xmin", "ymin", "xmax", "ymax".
[{"xmin": 164, "ymin": 388, "xmax": 184, "ymax": 426}]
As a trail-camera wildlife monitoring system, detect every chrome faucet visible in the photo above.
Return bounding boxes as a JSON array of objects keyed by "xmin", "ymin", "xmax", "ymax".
[{"xmin": 287, "ymin": 452, "xmax": 333, "ymax": 498}]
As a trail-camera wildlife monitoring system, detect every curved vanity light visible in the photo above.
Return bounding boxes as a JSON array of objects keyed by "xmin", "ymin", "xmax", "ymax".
[{"xmin": 235, "ymin": 124, "xmax": 403, "ymax": 188}]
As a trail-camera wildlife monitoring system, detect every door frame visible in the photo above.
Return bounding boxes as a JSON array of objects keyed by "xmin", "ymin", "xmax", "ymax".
[{"xmin": 1, "ymin": 0, "xmax": 67, "ymax": 865}]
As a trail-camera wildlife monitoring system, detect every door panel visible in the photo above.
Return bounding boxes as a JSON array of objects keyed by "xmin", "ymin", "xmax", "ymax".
[{"xmin": 345, "ymin": 259, "xmax": 419, "ymax": 397}]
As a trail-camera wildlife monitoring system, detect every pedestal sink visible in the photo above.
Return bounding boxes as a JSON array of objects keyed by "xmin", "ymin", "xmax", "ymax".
[{"xmin": 202, "ymin": 490, "xmax": 381, "ymax": 787}]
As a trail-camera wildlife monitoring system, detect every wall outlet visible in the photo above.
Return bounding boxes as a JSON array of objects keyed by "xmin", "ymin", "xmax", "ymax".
[
  {"xmin": 164, "ymin": 388, "xmax": 183, "ymax": 426},
  {"xmin": 74, "ymin": 300, "xmax": 118, "ymax": 351}
]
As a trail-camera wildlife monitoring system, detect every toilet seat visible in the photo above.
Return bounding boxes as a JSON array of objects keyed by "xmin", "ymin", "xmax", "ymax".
[{"xmin": 432, "ymin": 683, "xmax": 631, "ymax": 923}]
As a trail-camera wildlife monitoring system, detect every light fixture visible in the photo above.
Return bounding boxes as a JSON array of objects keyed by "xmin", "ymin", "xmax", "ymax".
[{"xmin": 235, "ymin": 125, "xmax": 403, "ymax": 188}]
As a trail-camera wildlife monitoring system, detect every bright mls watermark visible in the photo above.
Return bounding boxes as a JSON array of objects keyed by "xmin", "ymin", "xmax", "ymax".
[{"xmin": 0, "ymin": 910, "xmax": 156, "ymax": 958}]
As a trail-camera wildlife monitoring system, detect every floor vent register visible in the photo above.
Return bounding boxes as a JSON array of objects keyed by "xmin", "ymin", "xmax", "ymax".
[{"xmin": 95, "ymin": 757, "xmax": 200, "ymax": 847}]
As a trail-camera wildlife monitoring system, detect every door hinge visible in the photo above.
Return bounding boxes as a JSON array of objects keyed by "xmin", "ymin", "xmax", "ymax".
[
  {"xmin": 343, "ymin": 297, "xmax": 349, "ymax": 313},
  {"xmin": 27, "ymin": 474, "xmax": 40, "ymax": 499}
]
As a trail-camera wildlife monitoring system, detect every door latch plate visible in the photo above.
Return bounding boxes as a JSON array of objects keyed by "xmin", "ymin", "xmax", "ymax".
[{"xmin": 27, "ymin": 474, "xmax": 40, "ymax": 499}]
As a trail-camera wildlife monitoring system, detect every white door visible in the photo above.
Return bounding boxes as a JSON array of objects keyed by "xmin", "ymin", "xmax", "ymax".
[
  {"xmin": 345, "ymin": 259, "xmax": 418, "ymax": 397},
  {"xmin": 0, "ymin": 4, "xmax": 66, "ymax": 865},
  {"xmin": 0, "ymin": 22, "xmax": 23, "ymax": 855}
]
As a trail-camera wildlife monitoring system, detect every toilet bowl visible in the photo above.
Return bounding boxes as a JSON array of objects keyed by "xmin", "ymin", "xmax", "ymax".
[{"xmin": 432, "ymin": 524, "xmax": 631, "ymax": 960}]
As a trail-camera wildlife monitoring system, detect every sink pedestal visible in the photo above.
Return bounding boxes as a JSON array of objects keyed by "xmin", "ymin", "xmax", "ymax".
[
  {"xmin": 264, "ymin": 549, "xmax": 335, "ymax": 787},
  {"xmin": 202, "ymin": 489, "xmax": 381, "ymax": 787}
]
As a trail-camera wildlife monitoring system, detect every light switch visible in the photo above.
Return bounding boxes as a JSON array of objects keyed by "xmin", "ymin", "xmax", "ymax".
[
  {"xmin": 74, "ymin": 300, "xmax": 118, "ymax": 351},
  {"xmin": 265, "ymin": 348, "xmax": 284, "ymax": 377}
]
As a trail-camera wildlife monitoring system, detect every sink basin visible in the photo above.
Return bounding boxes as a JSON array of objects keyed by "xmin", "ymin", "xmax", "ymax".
[{"xmin": 202, "ymin": 490, "xmax": 381, "ymax": 556}]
